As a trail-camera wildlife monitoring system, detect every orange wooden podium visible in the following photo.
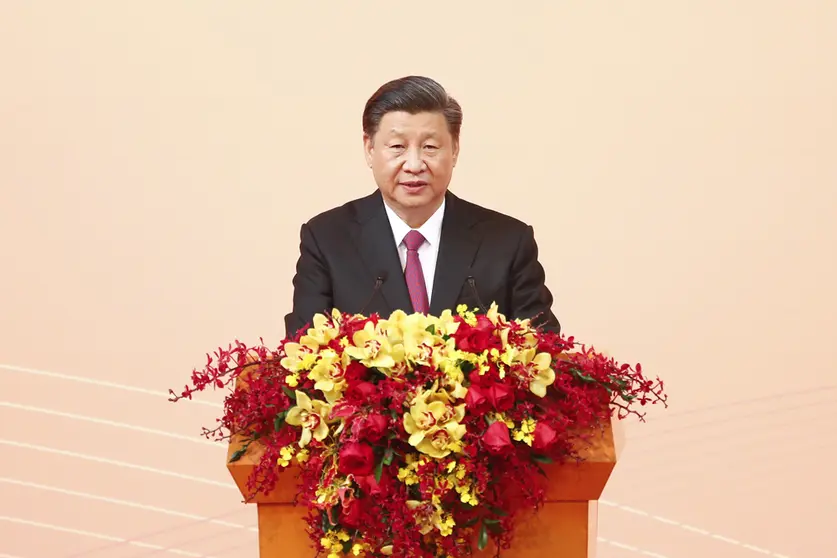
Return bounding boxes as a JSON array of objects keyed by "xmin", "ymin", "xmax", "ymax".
[{"xmin": 226, "ymin": 413, "xmax": 624, "ymax": 558}]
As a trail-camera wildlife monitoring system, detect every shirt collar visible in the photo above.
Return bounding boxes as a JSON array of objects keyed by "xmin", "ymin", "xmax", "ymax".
[{"xmin": 383, "ymin": 197, "xmax": 446, "ymax": 247}]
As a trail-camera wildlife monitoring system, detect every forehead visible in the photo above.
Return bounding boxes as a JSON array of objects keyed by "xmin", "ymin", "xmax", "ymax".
[{"xmin": 375, "ymin": 111, "xmax": 452, "ymax": 139}]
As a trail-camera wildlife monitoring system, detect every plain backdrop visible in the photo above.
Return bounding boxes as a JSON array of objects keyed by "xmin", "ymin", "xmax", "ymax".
[{"xmin": 1, "ymin": 2, "xmax": 835, "ymax": 557}]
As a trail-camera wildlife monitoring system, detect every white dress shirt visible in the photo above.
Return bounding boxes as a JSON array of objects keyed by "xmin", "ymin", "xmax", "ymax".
[{"xmin": 382, "ymin": 198, "xmax": 445, "ymax": 304}]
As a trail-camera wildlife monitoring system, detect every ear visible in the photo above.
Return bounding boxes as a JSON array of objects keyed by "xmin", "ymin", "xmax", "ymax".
[
  {"xmin": 451, "ymin": 138, "xmax": 460, "ymax": 167},
  {"xmin": 362, "ymin": 133, "xmax": 374, "ymax": 168}
]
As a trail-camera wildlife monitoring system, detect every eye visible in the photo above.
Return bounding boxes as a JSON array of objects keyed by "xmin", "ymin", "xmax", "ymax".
[
  {"xmin": 424, "ymin": 145, "xmax": 439, "ymax": 150},
  {"xmin": 390, "ymin": 144, "xmax": 405, "ymax": 149}
]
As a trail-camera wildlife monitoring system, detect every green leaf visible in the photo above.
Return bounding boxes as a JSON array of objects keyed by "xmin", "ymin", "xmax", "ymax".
[
  {"xmin": 463, "ymin": 517, "xmax": 480, "ymax": 527},
  {"xmin": 383, "ymin": 447, "xmax": 394, "ymax": 466},
  {"xmin": 483, "ymin": 518, "xmax": 501, "ymax": 525},
  {"xmin": 342, "ymin": 539, "xmax": 354, "ymax": 554},
  {"xmin": 321, "ymin": 510, "xmax": 336, "ymax": 532},
  {"xmin": 532, "ymin": 454, "xmax": 553, "ymax": 464},
  {"xmin": 572, "ymin": 369, "xmax": 595, "ymax": 382},
  {"xmin": 478, "ymin": 522, "xmax": 489, "ymax": 551},
  {"xmin": 488, "ymin": 506, "xmax": 508, "ymax": 517},
  {"xmin": 374, "ymin": 455, "xmax": 385, "ymax": 483},
  {"xmin": 228, "ymin": 444, "xmax": 248, "ymax": 463},
  {"xmin": 282, "ymin": 386, "xmax": 297, "ymax": 400},
  {"xmin": 425, "ymin": 324, "xmax": 436, "ymax": 334},
  {"xmin": 273, "ymin": 411, "xmax": 286, "ymax": 431}
]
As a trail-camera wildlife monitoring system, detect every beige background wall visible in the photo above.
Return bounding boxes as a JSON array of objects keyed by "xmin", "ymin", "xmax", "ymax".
[{"xmin": 2, "ymin": 2, "xmax": 835, "ymax": 557}]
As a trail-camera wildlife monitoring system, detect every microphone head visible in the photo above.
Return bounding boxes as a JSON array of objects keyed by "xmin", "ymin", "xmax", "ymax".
[{"xmin": 376, "ymin": 270, "xmax": 388, "ymax": 282}]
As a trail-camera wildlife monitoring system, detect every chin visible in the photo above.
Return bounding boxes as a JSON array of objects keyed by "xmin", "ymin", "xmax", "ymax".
[{"xmin": 398, "ymin": 192, "xmax": 436, "ymax": 207}]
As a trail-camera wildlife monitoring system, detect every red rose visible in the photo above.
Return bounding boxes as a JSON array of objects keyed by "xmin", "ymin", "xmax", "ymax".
[
  {"xmin": 339, "ymin": 497, "xmax": 363, "ymax": 529},
  {"xmin": 487, "ymin": 383, "xmax": 515, "ymax": 412},
  {"xmin": 338, "ymin": 443, "xmax": 375, "ymax": 476},
  {"xmin": 482, "ymin": 421, "xmax": 513, "ymax": 456},
  {"xmin": 352, "ymin": 413, "xmax": 389, "ymax": 442},
  {"xmin": 465, "ymin": 385, "xmax": 492, "ymax": 415},
  {"xmin": 346, "ymin": 381, "xmax": 378, "ymax": 402},
  {"xmin": 532, "ymin": 422, "xmax": 559, "ymax": 453},
  {"xmin": 468, "ymin": 369, "xmax": 494, "ymax": 387},
  {"xmin": 454, "ymin": 314, "xmax": 499, "ymax": 352},
  {"xmin": 345, "ymin": 361, "xmax": 369, "ymax": 382},
  {"xmin": 355, "ymin": 472, "xmax": 384, "ymax": 496}
]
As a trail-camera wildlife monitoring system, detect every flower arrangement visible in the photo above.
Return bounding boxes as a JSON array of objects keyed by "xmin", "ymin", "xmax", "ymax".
[{"xmin": 169, "ymin": 303, "xmax": 667, "ymax": 557}]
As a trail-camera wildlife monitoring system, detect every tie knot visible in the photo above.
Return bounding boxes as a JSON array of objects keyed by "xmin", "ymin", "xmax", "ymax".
[{"xmin": 403, "ymin": 230, "xmax": 425, "ymax": 251}]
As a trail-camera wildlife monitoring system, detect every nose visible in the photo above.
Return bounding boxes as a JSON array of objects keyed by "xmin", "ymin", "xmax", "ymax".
[{"xmin": 402, "ymin": 147, "xmax": 426, "ymax": 173}]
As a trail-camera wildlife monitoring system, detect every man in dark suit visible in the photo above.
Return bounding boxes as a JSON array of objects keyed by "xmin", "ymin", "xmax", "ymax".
[{"xmin": 283, "ymin": 76, "xmax": 560, "ymax": 339}]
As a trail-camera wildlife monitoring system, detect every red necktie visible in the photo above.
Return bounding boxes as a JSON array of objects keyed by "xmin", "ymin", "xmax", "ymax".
[{"xmin": 403, "ymin": 230, "xmax": 429, "ymax": 314}]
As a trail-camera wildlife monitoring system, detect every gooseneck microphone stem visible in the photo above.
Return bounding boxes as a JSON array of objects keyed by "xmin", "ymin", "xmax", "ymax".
[
  {"xmin": 466, "ymin": 275, "xmax": 488, "ymax": 314},
  {"xmin": 359, "ymin": 272, "xmax": 387, "ymax": 316}
]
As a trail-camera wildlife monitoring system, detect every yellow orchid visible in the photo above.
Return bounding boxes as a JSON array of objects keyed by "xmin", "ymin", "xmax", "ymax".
[
  {"xmin": 343, "ymin": 321, "xmax": 400, "ymax": 370},
  {"xmin": 403, "ymin": 386, "xmax": 467, "ymax": 459},
  {"xmin": 293, "ymin": 310, "xmax": 342, "ymax": 351},
  {"xmin": 402, "ymin": 316, "xmax": 438, "ymax": 361},
  {"xmin": 434, "ymin": 308, "xmax": 461, "ymax": 337},
  {"xmin": 511, "ymin": 347, "xmax": 555, "ymax": 397},
  {"xmin": 430, "ymin": 337, "xmax": 460, "ymax": 375},
  {"xmin": 279, "ymin": 338, "xmax": 319, "ymax": 373},
  {"xmin": 306, "ymin": 348, "xmax": 346, "ymax": 403},
  {"xmin": 484, "ymin": 301, "xmax": 503, "ymax": 325},
  {"xmin": 284, "ymin": 390, "xmax": 333, "ymax": 448}
]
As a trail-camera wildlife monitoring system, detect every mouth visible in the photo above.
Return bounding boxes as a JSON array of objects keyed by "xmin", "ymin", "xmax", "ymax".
[{"xmin": 400, "ymin": 181, "xmax": 429, "ymax": 192}]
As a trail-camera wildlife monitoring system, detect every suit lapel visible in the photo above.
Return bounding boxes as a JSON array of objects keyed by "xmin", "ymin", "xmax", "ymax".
[
  {"xmin": 350, "ymin": 191, "xmax": 413, "ymax": 315},
  {"xmin": 430, "ymin": 192, "xmax": 482, "ymax": 315}
]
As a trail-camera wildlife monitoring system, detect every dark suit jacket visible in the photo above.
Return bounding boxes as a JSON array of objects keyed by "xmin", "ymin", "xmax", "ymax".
[{"xmin": 283, "ymin": 190, "xmax": 560, "ymax": 339}]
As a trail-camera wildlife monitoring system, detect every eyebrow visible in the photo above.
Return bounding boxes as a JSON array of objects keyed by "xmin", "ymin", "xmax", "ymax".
[{"xmin": 384, "ymin": 129, "xmax": 440, "ymax": 139}]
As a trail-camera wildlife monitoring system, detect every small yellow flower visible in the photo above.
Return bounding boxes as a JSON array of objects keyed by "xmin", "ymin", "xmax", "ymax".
[
  {"xmin": 285, "ymin": 373, "xmax": 299, "ymax": 388},
  {"xmin": 277, "ymin": 445, "xmax": 295, "ymax": 467},
  {"xmin": 284, "ymin": 391, "xmax": 332, "ymax": 448},
  {"xmin": 456, "ymin": 304, "xmax": 478, "ymax": 326},
  {"xmin": 493, "ymin": 412, "xmax": 514, "ymax": 429},
  {"xmin": 397, "ymin": 466, "xmax": 419, "ymax": 485},
  {"xmin": 438, "ymin": 514, "xmax": 456, "ymax": 537}
]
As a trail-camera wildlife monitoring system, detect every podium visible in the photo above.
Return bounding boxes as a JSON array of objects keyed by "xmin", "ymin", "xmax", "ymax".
[{"xmin": 226, "ymin": 410, "xmax": 624, "ymax": 558}]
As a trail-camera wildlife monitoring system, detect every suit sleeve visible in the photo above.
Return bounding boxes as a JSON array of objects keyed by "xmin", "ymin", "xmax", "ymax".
[
  {"xmin": 509, "ymin": 225, "xmax": 561, "ymax": 334},
  {"xmin": 283, "ymin": 222, "xmax": 334, "ymax": 339}
]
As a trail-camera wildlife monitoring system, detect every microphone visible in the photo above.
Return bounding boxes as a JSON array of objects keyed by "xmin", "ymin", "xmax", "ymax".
[
  {"xmin": 359, "ymin": 271, "xmax": 388, "ymax": 316},
  {"xmin": 466, "ymin": 274, "xmax": 488, "ymax": 314}
]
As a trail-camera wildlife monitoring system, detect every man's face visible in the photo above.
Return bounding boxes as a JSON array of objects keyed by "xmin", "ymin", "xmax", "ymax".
[{"xmin": 363, "ymin": 110, "xmax": 459, "ymax": 226}]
